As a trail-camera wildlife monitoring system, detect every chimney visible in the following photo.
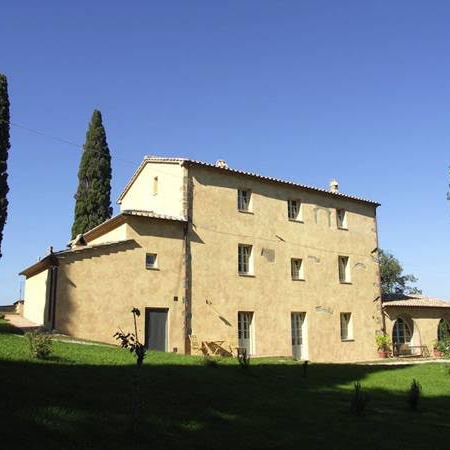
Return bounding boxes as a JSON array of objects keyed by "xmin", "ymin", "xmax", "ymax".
[
  {"xmin": 329, "ymin": 179, "xmax": 339, "ymax": 193},
  {"xmin": 215, "ymin": 159, "xmax": 229, "ymax": 169}
]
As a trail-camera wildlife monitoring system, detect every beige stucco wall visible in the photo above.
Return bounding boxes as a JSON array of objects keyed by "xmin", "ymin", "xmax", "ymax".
[
  {"xmin": 384, "ymin": 306, "xmax": 450, "ymax": 352},
  {"xmin": 188, "ymin": 166, "xmax": 381, "ymax": 362},
  {"xmin": 54, "ymin": 216, "xmax": 186, "ymax": 350},
  {"xmin": 88, "ymin": 223, "xmax": 128, "ymax": 246},
  {"xmin": 119, "ymin": 162, "xmax": 185, "ymax": 218},
  {"xmin": 23, "ymin": 269, "xmax": 49, "ymax": 326}
]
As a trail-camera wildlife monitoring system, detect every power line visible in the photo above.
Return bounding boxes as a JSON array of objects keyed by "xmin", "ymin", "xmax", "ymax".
[{"xmin": 0, "ymin": 118, "xmax": 137, "ymax": 167}]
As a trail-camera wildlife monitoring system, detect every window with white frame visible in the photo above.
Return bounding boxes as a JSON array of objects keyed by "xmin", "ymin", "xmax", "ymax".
[
  {"xmin": 153, "ymin": 176, "xmax": 159, "ymax": 195},
  {"xmin": 238, "ymin": 244, "xmax": 253, "ymax": 275},
  {"xmin": 238, "ymin": 189, "xmax": 252, "ymax": 212},
  {"xmin": 291, "ymin": 258, "xmax": 304, "ymax": 280},
  {"xmin": 336, "ymin": 209, "xmax": 347, "ymax": 229},
  {"xmin": 340, "ymin": 312, "xmax": 353, "ymax": 340},
  {"xmin": 145, "ymin": 253, "xmax": 158, "ymax": 269},
  {"xmin": 338, "ymin": 256, "xmax": 350, "ymax": 283},
  {"xmin": 288, "ymin": 200, "xmax": 302, "ymax": 221}
]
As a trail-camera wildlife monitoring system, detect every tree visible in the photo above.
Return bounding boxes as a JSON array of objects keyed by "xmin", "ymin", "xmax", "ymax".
[
  {"xmin": 379, "ymin": 249, "xmax": 421, "ymax": 296},
  {"xmin": 0, "ymin": 73, "xmax": 10, "ymax": 258},
  {"xmin": 72, "ymin": 110, "xmax": 112, "ymax": 238}
]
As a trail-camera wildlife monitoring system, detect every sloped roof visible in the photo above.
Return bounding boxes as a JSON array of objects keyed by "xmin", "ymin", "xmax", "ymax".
[
  {"xmin": 383, "ymin": 294, "xmax": 450, "ymax": 308},
  {"xmin": 117, "ymin": 156, "xmax": 380, "ymax": 206},
  {"xmin": 82, "ymin": 209, "xmax": 186, "ymax": 242}
]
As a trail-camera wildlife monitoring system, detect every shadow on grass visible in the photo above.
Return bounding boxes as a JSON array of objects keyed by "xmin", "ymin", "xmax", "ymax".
[{"xmin": 0, "ymin": 355, "xmax": 449, "ymax": 450}]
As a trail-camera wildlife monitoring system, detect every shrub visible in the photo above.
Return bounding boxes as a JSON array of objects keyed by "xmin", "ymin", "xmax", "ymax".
[
  {"xmin": 202, "ymin": 356, "xmax": 219, "ymax": 368},
  {"xmin": 237, "ymin": 348, "xmax": 250, "ymax": 370},
  {"xmin": 350, "ymin": 382, "xmax": 369, "ymax": 416},
  {"xmin": 0, "ymin": 313, "xmax": 4, "ymax": 320},
  {"xmin": 25, "ymin": 330, "xmax": 53, "ymax": 359},
  {"xmin": 408, "ymin": 379, "xmax": 421, "ymax": 411}
]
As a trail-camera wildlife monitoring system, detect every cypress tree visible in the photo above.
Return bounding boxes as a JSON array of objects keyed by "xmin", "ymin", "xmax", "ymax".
[
  {"xmin": 0, "ymin": 74, "xmax": 10, "ymax": 258},
  {"xmin": 71, "ymin": 110, "xmax": 112, "ymax": 238}
]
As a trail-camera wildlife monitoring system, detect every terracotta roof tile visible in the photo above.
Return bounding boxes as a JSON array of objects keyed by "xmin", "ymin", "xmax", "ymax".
[
  {"xmin": 383, "ymin": 294, "xmax": 450, "ymax": 308},
  {"xmin": 117, "ymin": 156, "xmax": 380, "ymax": 206}
]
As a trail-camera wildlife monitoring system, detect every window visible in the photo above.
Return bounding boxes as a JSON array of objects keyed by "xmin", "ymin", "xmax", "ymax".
[
  {"xmin": 338, "ymin": 256, "xmax": 350, "ymax": 283},
  {"xmin": 238, "ymin": 189, "xmax": 252, "ymax": 212},
  {"xmin": 291, "ymin": 258, "xmax": 304, "ymax": 280},
  {"xmin": 152, "ymin": 176, "xmax": 159, "ymax": 195},
  {"xmin": 340, "ymin": 313, "xmax": 352, "ymax": 340},
  {"xmin": 238, "ymin": 244, "xmax": 253, "ymax": 275},
  {"xmin": 288, "ymin": 200, "xmax": 302, "ymax": 221},
  {"xmin": 392, "ymin": 318, "xmax": 412, "ymax": 345},
  {"xmin": 145, "ymin": 253, "xmax": 158, "ymax": 269},
  {"xmin": 336, "ymin": 209, "xmax": 347, "ymax": 229}
]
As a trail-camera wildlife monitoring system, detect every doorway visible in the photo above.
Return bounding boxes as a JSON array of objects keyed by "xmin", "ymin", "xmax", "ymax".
[
  {"xmin": 238, "ymin": 311, "xmax": 254, "ymax": 355},
  {"xmin": 291, "ymin": 312, "xmax": 306, "ymax": 360},
  {"xmin": 145, "ymin": 308, "xmax": 168, "ymax": 351}
]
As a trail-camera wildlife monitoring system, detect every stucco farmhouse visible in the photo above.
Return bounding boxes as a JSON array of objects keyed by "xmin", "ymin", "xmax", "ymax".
[{"xmin": 20, "ymin": 156, "xmax": 383, "ymax": 362}]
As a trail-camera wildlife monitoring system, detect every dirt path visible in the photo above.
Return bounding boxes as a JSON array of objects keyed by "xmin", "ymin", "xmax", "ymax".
[{"xmin": 3, "ymin": 313, "xmax": 41, "ymax": 332}]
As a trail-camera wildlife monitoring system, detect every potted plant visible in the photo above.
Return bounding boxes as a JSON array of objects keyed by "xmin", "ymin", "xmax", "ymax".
[{"xmin": 375, "ymin": 333, "xmax": 391, "ymax": 358}]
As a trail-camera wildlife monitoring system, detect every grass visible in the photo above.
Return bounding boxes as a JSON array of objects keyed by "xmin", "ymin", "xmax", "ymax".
[{"xmin": 1, "ymin": 319, "xmax": 450, "ymax": 449}]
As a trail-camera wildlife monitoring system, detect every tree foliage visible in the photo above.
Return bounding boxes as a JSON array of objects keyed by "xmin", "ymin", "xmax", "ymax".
[
  {"xmin": 71, "ymin": 110, "xmax": 112, "ymax": 238},
  {"xmin": 0, "ymin": 73, "xmax": 10, "ymax": 258},
  {"xmin": 379, "ymin": 249, "xmax": 421, "ymax": 296}
]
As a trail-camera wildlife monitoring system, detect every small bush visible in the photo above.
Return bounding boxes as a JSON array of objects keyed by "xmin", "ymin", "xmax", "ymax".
[
  {"xmin": 350, "ymin": 382, "xmax": 369, "ymax": 416},
  {"xmin": 25, "ymin": 330, "xmax": 53, "ymax": 359},
  {"xmin": 408, "ymin": 379, "xmax": 422, "ymax": 411},
  {"xmin": 202, "ymin": 356, "xmax": 219, "ymax": 368},
  {"xmin": 237, "ymin": 348, "xmax": 250, "ymax": 370},
  {"xmin": 0, "ymin": 313, "xmax": 5, "ymax": 320}
]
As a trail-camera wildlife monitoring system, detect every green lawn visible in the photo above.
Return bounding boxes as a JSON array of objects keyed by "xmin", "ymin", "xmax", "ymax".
[{"xmin": 1, "ymin": 319, "xmax": 450, "ymax": 449}]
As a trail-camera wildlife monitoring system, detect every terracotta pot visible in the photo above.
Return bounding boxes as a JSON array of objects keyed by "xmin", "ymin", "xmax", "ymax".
[
  {"xmin": 378, "ymin": 350, "xmax": 388, "ymax": 358},
  {"xmin": 433, "ymin": 349, "xmax": 444, "ymax": 358}
]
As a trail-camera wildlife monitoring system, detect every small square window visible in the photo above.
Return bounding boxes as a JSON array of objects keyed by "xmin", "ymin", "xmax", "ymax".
[
  {"xmin": 238, "ymin": 189, "xmax": 252, "ymax": 212},
  {"xmin": 238, "ymin": 244, "xmax": 253, "ymax": 275},
  {"xmin": 336, "ymin": 209, "xmax": 347, "ymax": 229},
  {"xmin": 291, "ymin": 258, "xmax": 304, "ymax": 280},
  {"xmin": 288, "ymin": 200, "xmax": 302, "ymax": 221},
  {"xmin": 146, "ymin": 253, "xmax": 158, "ymax": 269},
  {"xmin": 338, "ymin": 256, "xmax": 350, "ymax": 283},
  {"xmin": 340, "ymin": 312, "xmax": 353, "ymax": 340}
]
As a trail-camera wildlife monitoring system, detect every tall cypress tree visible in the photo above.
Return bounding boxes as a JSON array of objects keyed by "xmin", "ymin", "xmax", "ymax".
[
  {"xmin": 0, "ymin": 74, "xmax": 10, "ymax": 258},
  {"xmin": 72, "ymin": 110, "xmax": 112, "ymax": 238}
]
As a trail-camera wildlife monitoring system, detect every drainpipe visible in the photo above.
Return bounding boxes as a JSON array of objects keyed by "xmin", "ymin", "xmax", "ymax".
[
  {"xmin": 183, "ymin": 165, "xmax": 193, "ymax": 354},
  {"xmin": 373, "ymin": 208, "xmax": 386, "ymax": 333}
]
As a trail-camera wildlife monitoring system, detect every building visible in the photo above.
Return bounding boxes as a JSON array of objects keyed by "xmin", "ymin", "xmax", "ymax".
[
  {"xmin": 383, "ymin": 294, "xmax": 450, "ymax": 356},
  {"xmin": 20, "ymin": 156, "xmax": 382, "ymax": 362}
]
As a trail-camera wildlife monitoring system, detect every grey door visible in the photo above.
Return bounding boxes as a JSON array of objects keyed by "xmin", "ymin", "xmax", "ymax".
[
  {"xmin": 238, "ymin": 312, "xmax": 253, "ymax": 355},
  {"xmin": 291, "ymin": 312, "xmax": 305, "ymax": 360},
  {"xmin": 145, "ymin": 308, "xmax": 168, "ymax": 351}
]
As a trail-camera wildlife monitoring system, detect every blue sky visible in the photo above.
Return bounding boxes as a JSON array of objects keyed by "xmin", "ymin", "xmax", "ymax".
[{"xmin": 1, "ymin": 0, "xmax": 450, "ymax": 304}]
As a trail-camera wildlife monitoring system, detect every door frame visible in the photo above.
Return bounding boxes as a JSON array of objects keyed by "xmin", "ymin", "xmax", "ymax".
[{"xmin": 238, "ymin": 311, "xmax": 255, "ymax": 355}]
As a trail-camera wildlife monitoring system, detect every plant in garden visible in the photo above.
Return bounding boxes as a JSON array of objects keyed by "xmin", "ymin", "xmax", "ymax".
[
  {"xmin": 114, "ymin": 307, "xmax": 146, "ymax": 367},
  {"xmin": 25, "ymin": 330, "xmax": 53, "ymax": 359},
  {"xmin": 114, "ymin": 308, "xmax": 147, "ymax": 436},
  {"xmin": 408, "ymin": 379, "xmax": 422, "ymax": 411},
  {"xmin": 237, "ymin": 347, "xmax": 250, "ymax": 370},
  {"xmin": 350, "ymin": 382, "xmax": 369, "ymax": 416}
]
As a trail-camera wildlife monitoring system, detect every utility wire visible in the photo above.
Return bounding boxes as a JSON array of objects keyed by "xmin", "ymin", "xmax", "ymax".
[{"xmin": 0, "ymin": 118, "xmax": 137, "ymax": 166}]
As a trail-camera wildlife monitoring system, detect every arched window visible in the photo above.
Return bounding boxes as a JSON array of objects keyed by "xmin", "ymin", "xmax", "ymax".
[
  {"xmin": 392, "ymin": 318, "xmax": 412, "ymax": 345},
  {"xmin": 438, "ymin": 319, "xmax": 450, "ymax": 341}
]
